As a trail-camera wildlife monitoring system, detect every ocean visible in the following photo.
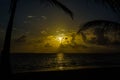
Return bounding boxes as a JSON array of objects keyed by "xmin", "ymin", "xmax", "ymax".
[{"xmin": 10, "ymin": 53, "xmax": 120, "ymax": 73}]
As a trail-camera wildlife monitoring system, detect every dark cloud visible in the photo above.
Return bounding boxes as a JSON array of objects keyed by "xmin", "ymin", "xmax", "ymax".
[
  {"xmin": 14, "ymin": 35, "xmax": 27, "ymax": 43},
  {"xmin": 34, "ymin": 40, "xmax": 43, "ymax": 43},
  {"xmin": 41, "ymin": 30, "xmax": 47, "ymax": 35}
]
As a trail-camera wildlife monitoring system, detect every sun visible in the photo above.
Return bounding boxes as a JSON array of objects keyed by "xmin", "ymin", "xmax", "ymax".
[{"xmin": 58, "ymin": 37, "xmax": 63, "ymax": 43}]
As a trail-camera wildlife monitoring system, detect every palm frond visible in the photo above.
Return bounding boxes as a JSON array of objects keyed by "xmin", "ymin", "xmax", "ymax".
[
  {"xmin": 77, "ymin": 20, "xmax": 120, "ymax": 45},
  {"xmin": 77, "ymin": 20, "xmax": 120, "ymax": 33},
  {"xmin": 9, "ymin": 0, "xmax": 73, "ymax": 19},
  {"xmin": 46, "ymin": 0, "xmax": 73, "ymax": 19}
]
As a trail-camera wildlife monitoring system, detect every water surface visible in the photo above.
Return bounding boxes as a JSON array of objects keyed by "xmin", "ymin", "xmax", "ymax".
[{"xmin": 11, "ymin": 53, "xmax": 120, "ymax": 73}]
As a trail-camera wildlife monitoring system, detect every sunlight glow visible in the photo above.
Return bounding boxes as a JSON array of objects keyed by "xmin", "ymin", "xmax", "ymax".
[{"xmin": 58, "ymin": 37, "xmax": 63, "ymax": 43}]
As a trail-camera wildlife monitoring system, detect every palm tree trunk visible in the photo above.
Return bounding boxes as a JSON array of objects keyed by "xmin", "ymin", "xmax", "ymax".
[{"xmin": 1, "ymin": 0, "xmax": 17, "ymax": 75}]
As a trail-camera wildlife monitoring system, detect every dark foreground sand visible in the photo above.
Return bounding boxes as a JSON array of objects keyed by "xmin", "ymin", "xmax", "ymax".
[{"xmin": 9, "ymin": 67, "xmax": 120, "ymax": 80}]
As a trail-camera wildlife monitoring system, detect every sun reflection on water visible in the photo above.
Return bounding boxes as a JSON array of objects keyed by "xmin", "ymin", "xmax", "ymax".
[
  {"xmin": 57, "ymin": 53, "xmax": 64, "ymax": 61},
  {"xmin": 56, "ymin": 53, "xmax": 65, "ymax": 70}
]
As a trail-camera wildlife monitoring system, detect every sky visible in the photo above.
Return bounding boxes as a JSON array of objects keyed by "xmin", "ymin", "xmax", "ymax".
[{"xmin": 0, "ymin": 0, "xmax": 120, "ymax": 53}]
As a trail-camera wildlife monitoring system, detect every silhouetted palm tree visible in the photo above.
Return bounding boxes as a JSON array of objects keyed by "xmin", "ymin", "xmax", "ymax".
[
  {"xmin": 77, "ymin": 20, "xmax": 120, "ymax": 45},
  {"xmin": 77, "ymin": 0, "xmax": 120, "ymax": 44},
  {"xmin": 1, "ymin": 0, "xmax": 73, "ymax": 75},
  {"xmin": 78, "ymin": 20, "xmax": 120, "ymax": 33}
]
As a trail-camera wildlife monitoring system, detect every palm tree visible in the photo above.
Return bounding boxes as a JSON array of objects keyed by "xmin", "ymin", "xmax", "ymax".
[
  {"xmin": 77, "ymin": 0, "xmax": 120, "ymax": 44},
  {"xmin": 78, "ymin": 20, "xmax": 120, "ymax": 32},
  {"xmin": 77, "ymin": 20, "xmax": 120, "ymax": 45},
  {"xmin": 1, "ymin": 0, "xmax": 73, "ymax": 75}
]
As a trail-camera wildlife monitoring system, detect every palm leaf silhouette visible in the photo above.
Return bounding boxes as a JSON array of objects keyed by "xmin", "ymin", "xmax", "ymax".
[
  {"xmin": 44, "ymin": 0, "xmax": 73, "ymax": 19},
  {"xmin": 78, "ymin": 20, "xmax": 120, "ymax": 33},
  {"xmin": 77, "ymin": 20, "xmax": 120, "ymax": 45},
  {"xmin": 77, "ymin": 0, "xmax": 120, "ymax": 44}
]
